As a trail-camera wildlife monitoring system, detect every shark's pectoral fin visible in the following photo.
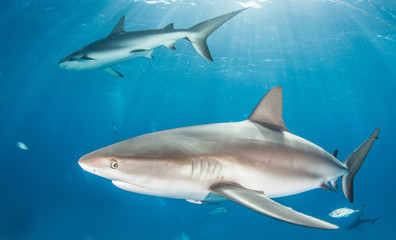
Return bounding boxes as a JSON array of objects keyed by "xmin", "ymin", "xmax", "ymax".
[
  {"xmin": 210, "ymin": 182, "xmax": 339, "ymax": 229},
  {"xmin": 103, "ymin": 67, "xmax": 124, "ymax": 77}
]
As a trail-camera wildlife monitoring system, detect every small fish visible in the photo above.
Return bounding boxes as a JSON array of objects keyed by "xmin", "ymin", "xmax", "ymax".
[
  {"xmin": 207, "ymin": 207, "xmax": 227, "ymax": 218},
  {"xmin": 16, "ymin": 141, "xmax": 30, "ymax": 151},
  {"xmin": 329, "ymin": 206, "xmax": 364, "ymax": 218},
  {"xmin": 112, "ymin": 121, "xmax": 118, "ymax": 135}
]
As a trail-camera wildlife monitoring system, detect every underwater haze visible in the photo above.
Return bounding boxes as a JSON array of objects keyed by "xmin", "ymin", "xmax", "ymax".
[{"xmin": 1, "ymin": 0, "xmax": 395, "ymax": 239}]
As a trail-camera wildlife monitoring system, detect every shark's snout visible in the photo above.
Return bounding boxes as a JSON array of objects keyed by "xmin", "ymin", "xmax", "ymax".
[
  {"xmin": 78, "ymin": 154, "xmax": 113, "ymax": 180},
  {"xmin": 58, "ymin": 57, "xmax": 69, "ymax": 69},
  {"xmin": 59, "ymin": 57, "xmax": 68, "ymax": 65},
  {"xmin": 78, "ymin": 157, "xmax": 86, "ymax": 168},
  {"xmin": 78, "ymin": 155, "xmax": 94, "ymax": 173}
]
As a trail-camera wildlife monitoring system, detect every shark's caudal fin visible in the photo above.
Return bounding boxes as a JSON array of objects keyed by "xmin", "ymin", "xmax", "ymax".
[
  {"xmin": 342, "ymin": 128, "xmax": 380, "ymax": 202},
  {"xmin": 186, "ymin": 8, "xmax": 248, "ymax": 61},
  {"xmin": 371, "ymin": 216, "xmax": 382, "ymax": 226}
]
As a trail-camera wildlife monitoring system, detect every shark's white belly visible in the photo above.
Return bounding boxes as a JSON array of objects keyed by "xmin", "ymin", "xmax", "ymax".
[{"xmin": 112, "ymin": 179, "xmax": 212, "ymax": 200}]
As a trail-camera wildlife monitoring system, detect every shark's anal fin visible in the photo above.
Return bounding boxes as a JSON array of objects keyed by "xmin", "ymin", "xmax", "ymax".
[
  {"xmin": 321, "ymin": 182, "xmax": 336, "ymax": 192},
  {"xmin": 210, "ymin": 182, "xmax": 339, "ymax": 230},
  {"xmin": 103, "ymin": 67, "xmax": 124, "ymax": 77}
]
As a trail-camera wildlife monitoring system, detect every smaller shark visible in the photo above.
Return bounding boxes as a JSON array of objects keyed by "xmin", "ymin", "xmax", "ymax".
[
  {"xmin": 346, "ymin": 216, "xmax": 381, "ymax": 231},
  {"xmin": 59, "ymin": 8, "xmax": 247, "ymax": 77}
]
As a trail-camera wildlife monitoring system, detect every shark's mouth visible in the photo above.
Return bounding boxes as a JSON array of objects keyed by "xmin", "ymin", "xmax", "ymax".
[
  {"xmin": 86, "ymin": 169, "xmax": 109, "ymax": 179},
  {"xmin": 79, "ymin": 162, "xmax": 109, "ymax": 179},
  {"xmin": 69, "ymin": 56, "xmax": 97, "ymax": 62},
  {"xmin": 112, "ymin": 180, "xmax": 147, "ymax": 193}
]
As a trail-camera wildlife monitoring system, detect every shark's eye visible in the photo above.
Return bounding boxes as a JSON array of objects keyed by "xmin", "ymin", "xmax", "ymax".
[{"xmin": 109, "ymin": 159, "xmax": 118, "ymax": 169}]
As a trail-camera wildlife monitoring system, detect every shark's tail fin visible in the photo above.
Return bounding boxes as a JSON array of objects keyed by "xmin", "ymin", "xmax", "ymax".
[
  {"xmin": 357, "ymin": 205, "xmax": 364, "ymax": 216},
  {"xmin": 342, "ymin": 128, "xmax": 380, "ymax": 202},
  {"xmin": 371, "ymin": 216, "xmax": 382, "ymax": 226},
  {"xmin": 186, "ymin": 8, "xmax": 247, "ymax": 61}
]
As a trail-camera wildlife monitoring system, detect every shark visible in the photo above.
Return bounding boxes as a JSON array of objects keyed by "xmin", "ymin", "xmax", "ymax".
[
  {"xmin": 346, "ymin": 215, "xmax": 382, "ymax": 230},
  {"xmin": 58, "ymin": 8, "xmax": 247, "ymax": 77},
  {"xmin": 78, "ymin": 86, "xmax": 380, "ymax": 229}
]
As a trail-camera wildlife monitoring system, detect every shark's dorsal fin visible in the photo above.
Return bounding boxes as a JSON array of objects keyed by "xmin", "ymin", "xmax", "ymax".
[
  {"xmin": 248, "ymin": 86, "xmax": 288, "ymax": 132},
  {"xmin": 163, "ymin": 23, "xmax": 174, "ymax": 30},
  {"xmin": 110, "ymin": 16, "xmax": 126, "ymax": 35}
]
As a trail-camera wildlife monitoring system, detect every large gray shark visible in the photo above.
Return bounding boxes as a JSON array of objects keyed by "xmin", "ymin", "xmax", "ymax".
[
  {"xmin": 59, "ymin": 8, "xmax": 247, "ymax": 77},
  {"xmin": 78, "ymin": 87, "xmax": 379, "ymax": 229}
]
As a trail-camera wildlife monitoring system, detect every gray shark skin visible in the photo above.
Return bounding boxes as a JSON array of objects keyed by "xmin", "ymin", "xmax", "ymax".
[
  {"xmin": 78, "ymin": 86, "xmax": 380, "ymax": 229},
  {"xmin": 59, "ymin": 8, "xmax": 247, "ymax": 77}
]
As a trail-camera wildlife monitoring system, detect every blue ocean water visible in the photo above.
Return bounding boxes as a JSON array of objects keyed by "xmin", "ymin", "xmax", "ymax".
[{"xmin": 1, "ymin": 0, "xmax": 395, "ymax": 239}]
